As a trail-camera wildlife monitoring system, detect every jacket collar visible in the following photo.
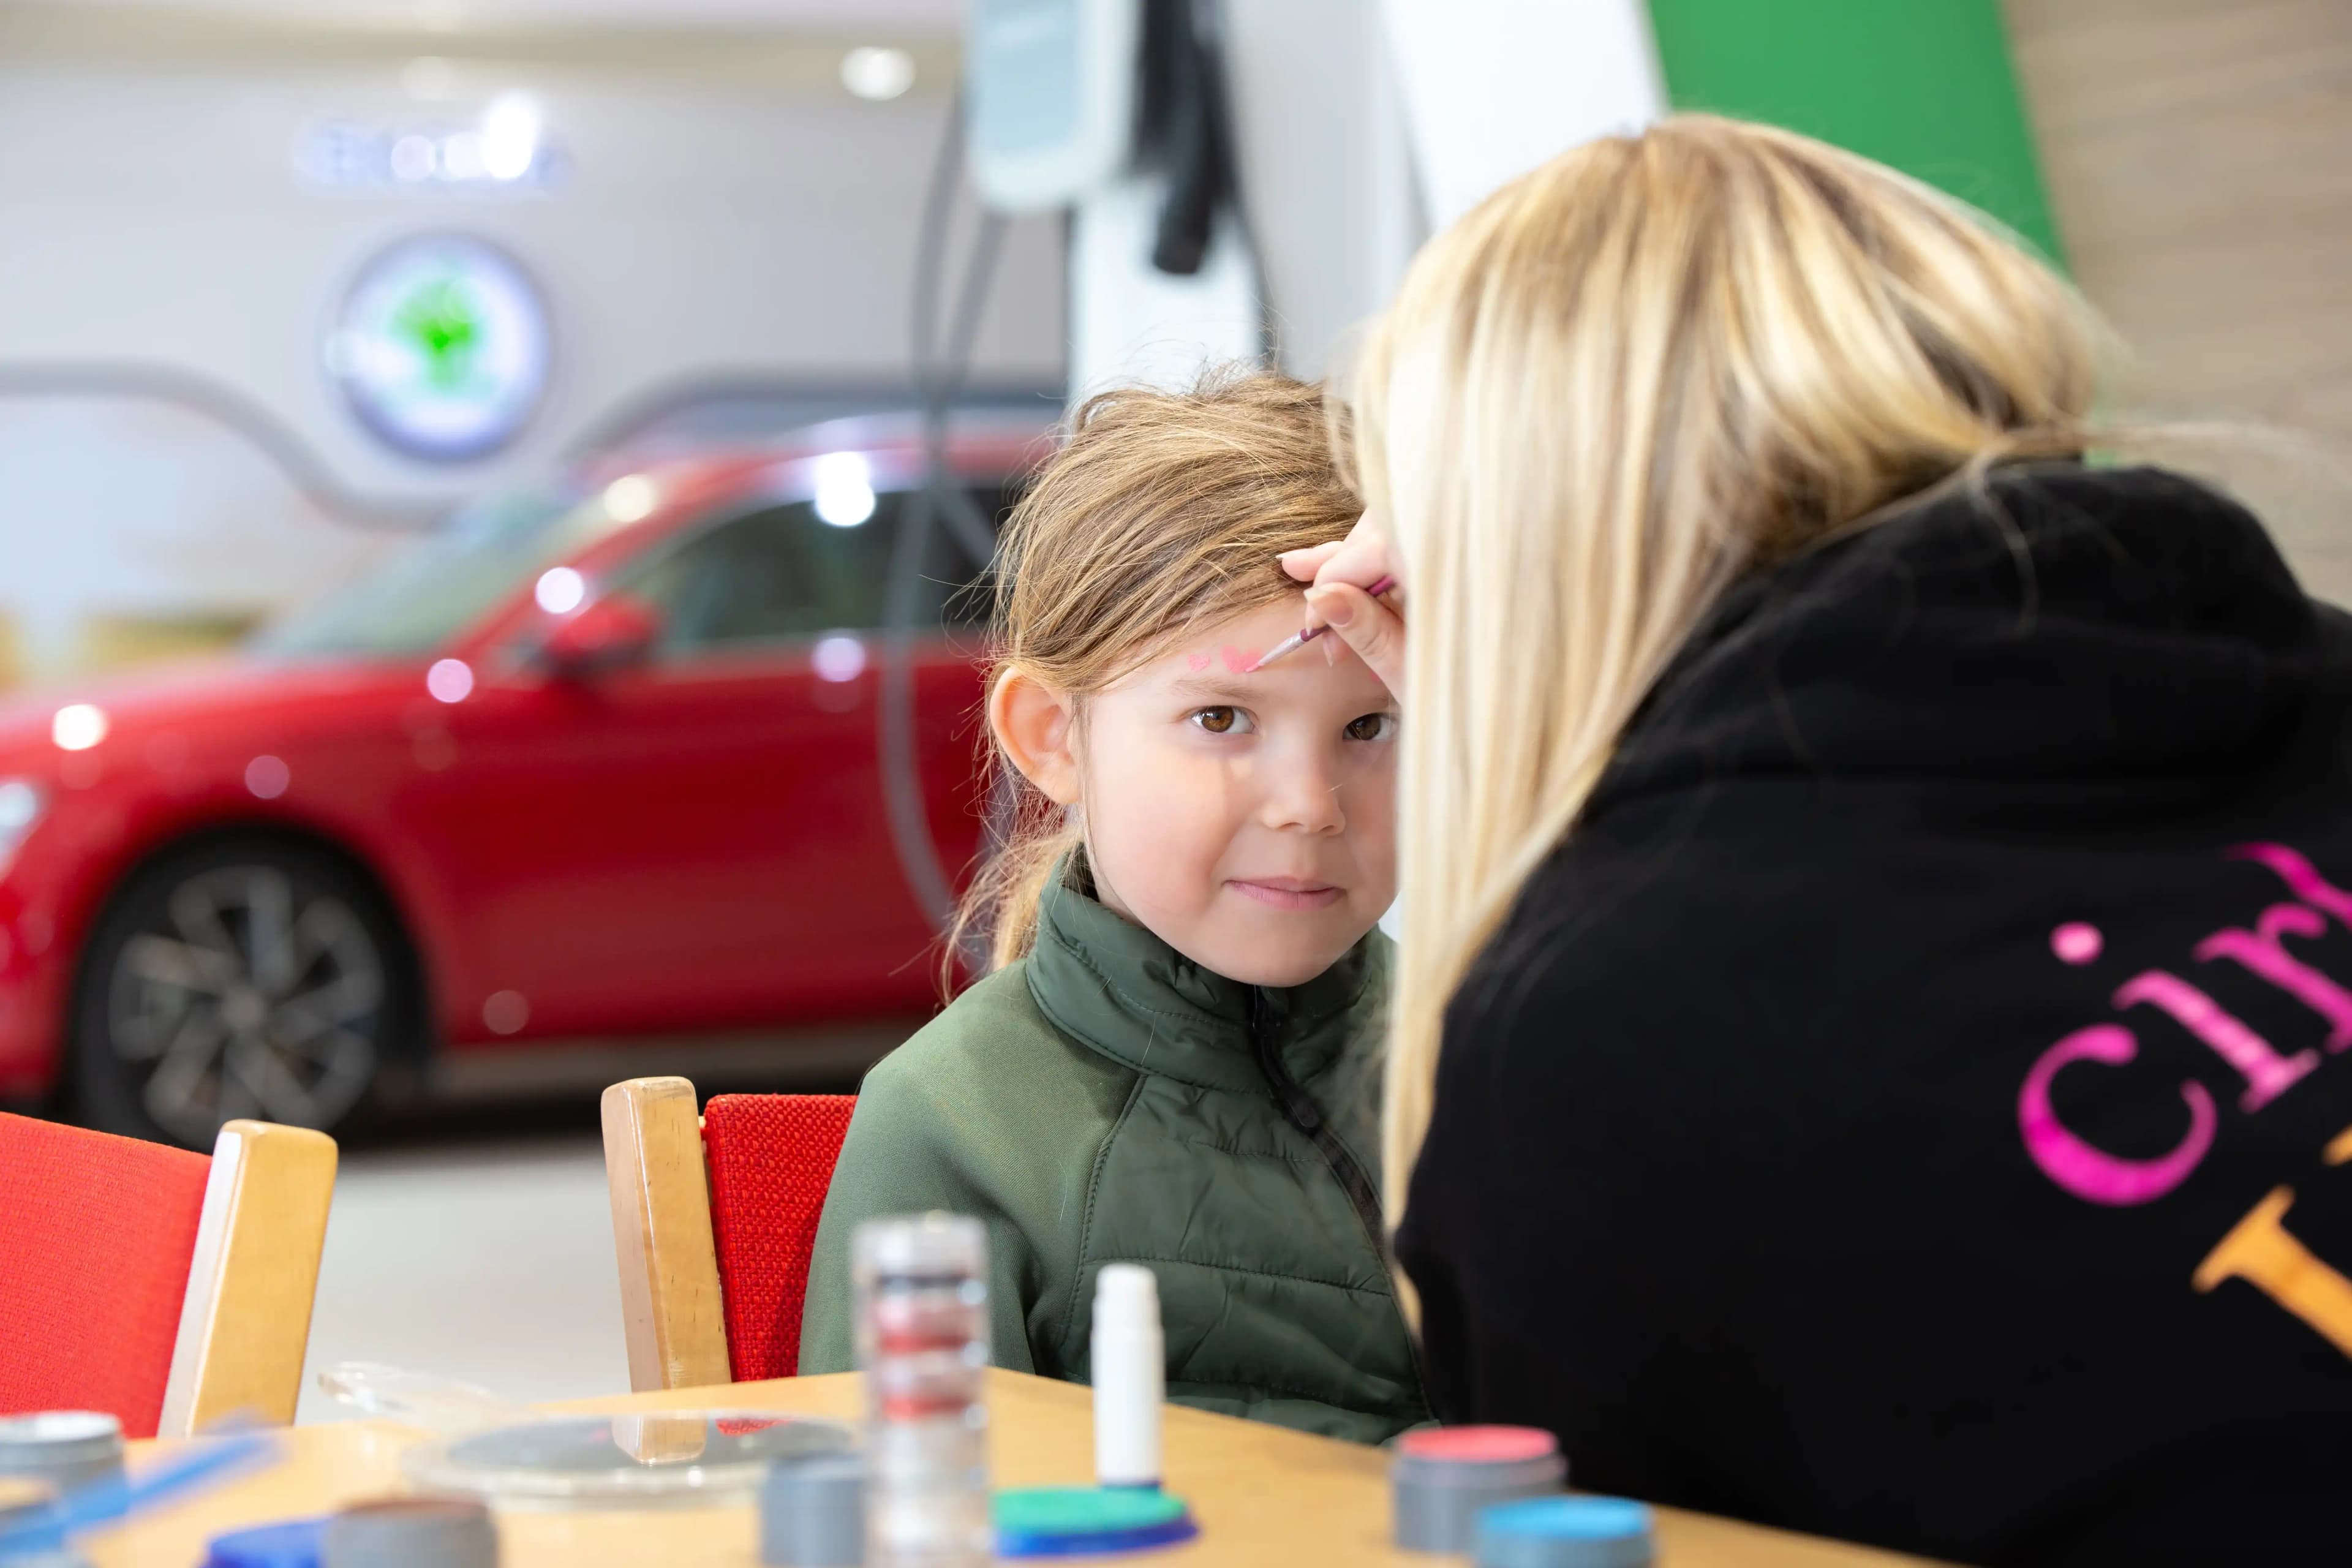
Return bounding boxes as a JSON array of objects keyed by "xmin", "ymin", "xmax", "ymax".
[{"xmin": 1023, "ymin": 853, "xmax": 1385, "ymax": 1094}]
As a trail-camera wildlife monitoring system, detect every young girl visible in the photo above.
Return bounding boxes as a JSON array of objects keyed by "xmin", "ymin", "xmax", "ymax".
[{"xmin": 797, "ymin": 372, "xmax": 1425, "ymax": 1444}]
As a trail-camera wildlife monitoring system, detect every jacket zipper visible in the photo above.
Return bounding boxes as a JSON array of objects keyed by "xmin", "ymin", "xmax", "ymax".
[{"xmin": 1246, "ymin": 990, "xmax": 1433, "ymax": 1414}]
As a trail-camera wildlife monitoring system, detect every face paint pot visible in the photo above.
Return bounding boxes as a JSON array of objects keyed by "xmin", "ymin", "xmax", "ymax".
[
  {"xmin": 1389, "ymin": 1426, "xmax": 1566, "ymax": 1553},
  {"xmin": 0, "ymin": 1414, "xmax": 124, "ymax": 1497},
  {"xmin": 762, "ymin": 1452, "xmax": 867, "ymax": 1566},
  {"xmin": 1475, "ymin": 1496, "xmax": 1654, "ymax": 1568},
  {"xmin": 320, "ymin": 1497, "xmax": 497, "ymax": 1568}
]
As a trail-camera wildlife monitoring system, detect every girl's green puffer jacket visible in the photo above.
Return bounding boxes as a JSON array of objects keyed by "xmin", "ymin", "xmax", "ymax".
[{"xmin": 799, "ymin": 861, "xmax": 1427, "ymax": 1444}]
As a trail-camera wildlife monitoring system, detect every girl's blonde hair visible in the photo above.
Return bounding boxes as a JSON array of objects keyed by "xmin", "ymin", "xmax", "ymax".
[
  {"xmin": 1343, "ymin": 114, "xmax": 2100, "ymax": 1221},
  {"xmin": 960, "ymin": 369, "xmax": 1365, "ymax": 971}
]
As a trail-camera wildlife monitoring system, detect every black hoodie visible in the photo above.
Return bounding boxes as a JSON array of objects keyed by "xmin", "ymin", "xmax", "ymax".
[{"xmin": 1395, "ymin": 466, "xmax": 2352, "ymax": 1566}]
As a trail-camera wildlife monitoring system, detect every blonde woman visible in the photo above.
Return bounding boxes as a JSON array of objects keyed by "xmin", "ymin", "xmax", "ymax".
[{"xmin": 1287, "ymin": 116, "xmax": 2352, "ymax": 1563}]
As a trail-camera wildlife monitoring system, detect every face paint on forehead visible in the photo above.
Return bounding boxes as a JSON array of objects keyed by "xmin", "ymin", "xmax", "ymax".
[
  {"xmin": 1186, "ymin": 652, "xmax": 1212, "ymax": 672},
  {"xmin": 1219, "ymin": 646, "xmax": 1264, "ymax": 674}
]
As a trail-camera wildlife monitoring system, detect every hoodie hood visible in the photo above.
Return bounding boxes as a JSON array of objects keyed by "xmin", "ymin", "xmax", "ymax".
[{"xmin": 1590, "ymin": 465, "xmax": 2320, "ymax": 819}]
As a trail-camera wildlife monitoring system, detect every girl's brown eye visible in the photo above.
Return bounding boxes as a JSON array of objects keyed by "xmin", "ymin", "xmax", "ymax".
[
  {"xmin": 1193, "ymin": 707, "xmax": 1238, "ymax": 734},
  {"xmin": 1346, "ymin": 712, "xmax": 1398, "ymax": 742}
]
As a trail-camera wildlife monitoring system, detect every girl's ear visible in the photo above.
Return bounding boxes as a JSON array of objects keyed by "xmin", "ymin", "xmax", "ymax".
[{"xmin": 989, "ymin": 667, "xmax": 1082, "ymax": 805}]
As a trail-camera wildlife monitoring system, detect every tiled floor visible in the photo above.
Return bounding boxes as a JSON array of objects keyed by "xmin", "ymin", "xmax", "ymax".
[{"xmin": 295, "ymin": 1137, "xmax": 630, "ymax": 1424}]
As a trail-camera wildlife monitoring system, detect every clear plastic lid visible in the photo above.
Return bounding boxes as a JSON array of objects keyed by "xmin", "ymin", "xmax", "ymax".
[
  {"xmin": 853, "ymin": 1212, "xmax": 987, "ymax": 1281},
  {"xmin": 399, "ymin": 1412, "xmax": 855, "ymax": 1511},
  {"xmin": 0, "ymin": 1413, "xmax": 121, "ymax": 1464},
  {"xmin": 316, "ymin": 1363, "xmax": 528, "ymax": 1435}
]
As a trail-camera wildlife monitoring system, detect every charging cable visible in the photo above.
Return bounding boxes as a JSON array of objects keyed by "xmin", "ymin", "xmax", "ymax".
[{"xmin": 876, "ymin": 93, "xmax": 1011, "ymax": 948}]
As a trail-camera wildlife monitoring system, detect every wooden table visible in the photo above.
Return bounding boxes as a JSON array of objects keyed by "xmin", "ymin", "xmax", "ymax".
[{"xmin": 87, "ymin": 1371, "xmax": 1937, "ymax": 1566}]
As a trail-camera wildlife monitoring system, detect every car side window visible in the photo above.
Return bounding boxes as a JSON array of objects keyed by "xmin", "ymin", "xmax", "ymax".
[
  {"xmin": 933, "ymin": 483, "xmax": 1021, "ymax": 631},
  {"xmin": 617, "ymin": 495, "xmax": 893, "ymax": 653},
  {"xmin": 617, "ymin": 485, "xmax": 1009, "ymax": 657}
]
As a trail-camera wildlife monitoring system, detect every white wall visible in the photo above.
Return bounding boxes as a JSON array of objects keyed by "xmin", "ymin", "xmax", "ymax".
[
  {"xmin": 0, "ymin": 20, "xmax": 1063, "ymax": 676},
  {"xmin": 1227, "ymin": 0, "xmax": 1425, "ymax": 383}
]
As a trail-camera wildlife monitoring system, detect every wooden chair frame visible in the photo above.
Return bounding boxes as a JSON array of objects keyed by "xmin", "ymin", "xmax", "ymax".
[
  {"xmin": 156, "ymin": 1118, "xmax": 339, "ymax": 1436},
  {"xmin": 601, "ymin": 1077, "xmax": 732, "ymax": 1392}
]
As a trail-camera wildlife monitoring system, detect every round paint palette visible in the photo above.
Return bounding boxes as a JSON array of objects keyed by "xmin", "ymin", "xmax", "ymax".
[
  {"xmin": 401, "ymin": 1411, "xmax": 852, "ymax": 1509},
  {"xmin": 993, "ymin": 1487, "xmax": 1199, "ymax": 1558}
]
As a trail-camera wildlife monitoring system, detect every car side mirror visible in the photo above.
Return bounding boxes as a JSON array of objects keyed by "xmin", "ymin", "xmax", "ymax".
[{"xmin": 541, "ymin": 595, "xmax": 661, "ymax": 678}]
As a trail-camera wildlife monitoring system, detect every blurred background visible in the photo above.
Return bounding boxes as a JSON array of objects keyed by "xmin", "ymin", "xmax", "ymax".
[{"xmin": 0, "ymin": 0, "xmax": 2344, "ymax": 1419}]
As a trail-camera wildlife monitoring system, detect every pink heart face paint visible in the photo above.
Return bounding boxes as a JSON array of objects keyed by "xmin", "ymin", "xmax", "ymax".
[
  {"xmin": 1218, "ymin": 645, "xmax": 1262, "ymax": 674},
  {"xmin": 1186, "ymin": 653, "xmax": 1212, "ymax": 673}
]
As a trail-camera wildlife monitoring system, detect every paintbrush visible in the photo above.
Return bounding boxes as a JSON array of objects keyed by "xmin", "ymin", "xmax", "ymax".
[{"xmin": 1247, "ymin": 576, "xmax": 1396, "ymax": 672}]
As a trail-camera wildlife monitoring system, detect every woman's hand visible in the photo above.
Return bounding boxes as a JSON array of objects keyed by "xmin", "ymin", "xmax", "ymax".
[{"xmin": 1280, "ymin": 513, "xmax": 1406, "ymax": 697}]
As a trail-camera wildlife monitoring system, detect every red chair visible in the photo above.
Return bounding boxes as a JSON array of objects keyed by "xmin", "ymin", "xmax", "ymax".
[
  {"xmin": 601, "ymin": 1078, "xmax": 857, "ymax": 1390},
  {"xmin": 0, "ymin": 1112, "xmax": 337, "ymax": 1438}
]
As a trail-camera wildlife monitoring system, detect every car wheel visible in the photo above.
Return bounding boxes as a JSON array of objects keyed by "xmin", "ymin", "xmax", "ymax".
[{"xmin": 72, "ymin": 839, "xmax": 413, "ymax": 1148}]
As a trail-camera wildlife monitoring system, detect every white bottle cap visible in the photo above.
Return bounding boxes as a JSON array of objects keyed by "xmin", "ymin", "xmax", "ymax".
[{"xmin": 1096, "ymin": 1264, "xmax": 1158, "ymax": 1313}]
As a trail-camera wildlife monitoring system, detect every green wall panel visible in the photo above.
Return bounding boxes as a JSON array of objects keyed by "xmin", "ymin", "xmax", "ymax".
[{"xmin": 1646, "ymin": 0, "xmax": 2065, "ymax": 266}]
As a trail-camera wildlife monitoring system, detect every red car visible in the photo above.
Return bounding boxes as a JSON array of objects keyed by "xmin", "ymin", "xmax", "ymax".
[{"xmin": 0, "ymin": 418, "xmax": 1047, "ymax": 1147}]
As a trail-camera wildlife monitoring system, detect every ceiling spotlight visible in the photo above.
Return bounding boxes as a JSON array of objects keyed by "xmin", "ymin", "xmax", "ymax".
[
  {"xmin": 841, "ymin": 47, "xmax": 916, "ymax": 102},
  {"xmin": 480, "ymin": 92, "xmax": 541, "ymax": 182}
]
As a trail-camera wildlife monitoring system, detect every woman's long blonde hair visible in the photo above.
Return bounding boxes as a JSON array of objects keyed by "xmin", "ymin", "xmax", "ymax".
[
  {"xmin": 1343, "ymin": 114, "xmax": 2101, "ymax": 1221},
  {"xmin": 958, "ymin": 369, "xmax": 1365, "ymax": 971}
]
